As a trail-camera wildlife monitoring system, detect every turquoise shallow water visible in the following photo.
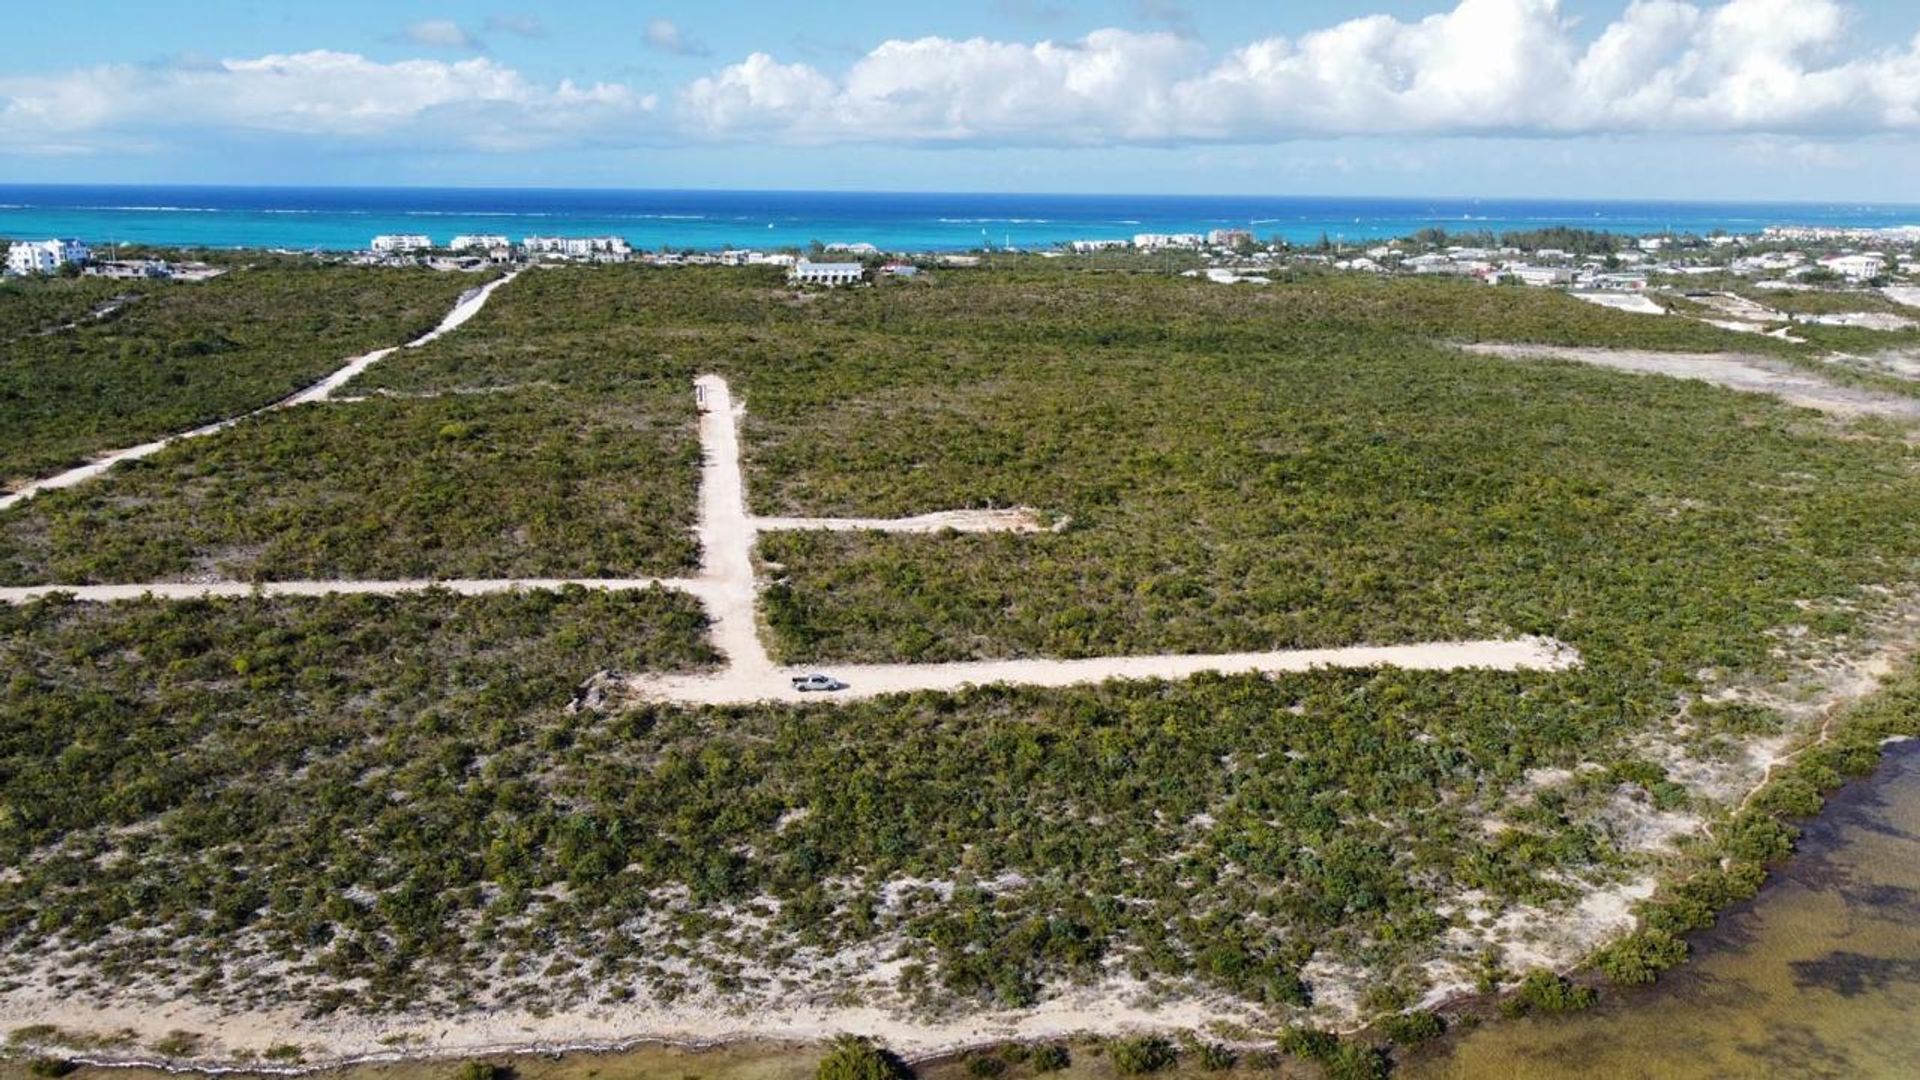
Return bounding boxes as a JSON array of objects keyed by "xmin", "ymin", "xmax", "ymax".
[
  {"xmin": 1410, "ymin": 740, "xmax": 1920, "ymax": 1080},
  {"xmin": 3, "ymin": 185, "xmax": 1917, "ymax": 252}
]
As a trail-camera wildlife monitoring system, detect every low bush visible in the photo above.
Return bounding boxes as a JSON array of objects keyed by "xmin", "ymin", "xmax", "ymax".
[
  {"xmin": 817, "ymin": 1036, "xmax": 910, "ymax": 1080},
  {"xmin": 1108, "ymin": 1036, "xmax": 1176, "ymax": 1075}
]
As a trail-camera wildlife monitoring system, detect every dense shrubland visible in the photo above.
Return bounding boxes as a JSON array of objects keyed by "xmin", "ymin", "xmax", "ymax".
[
  {"xmin": 0, "ymin": 267, "xmax": 488, "ymax": 487},
  {"xmin": 2, "ymin": 262, "xmax": 1918, "ymax": 1037},
  {"xmin": 0, "ymin": 383, "xmax": 698, "ymax": 584},
  {"xmin": 0, "ymin": 605, "xmax": 1618, "ymax": 1019}
]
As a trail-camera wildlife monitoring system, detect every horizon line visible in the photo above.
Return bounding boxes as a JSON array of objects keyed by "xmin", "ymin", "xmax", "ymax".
[{"xmin": 3, "ymin": 181, "xmax": 1919, "ymax": 211}]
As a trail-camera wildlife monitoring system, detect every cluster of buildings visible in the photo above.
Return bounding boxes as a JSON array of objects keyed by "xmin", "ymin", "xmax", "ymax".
[
  {"xmin": 362, "ymin": 233, "xmax": 636, "ymax": 267},
  {"xmin": 3, "ymin": 238, "xmax": 223, "ymax": 282},
  {"xmin": 5, "ymin": 237, "xmax": 90, "ymax": 276},
  {"xmin": 1109, "ymin": 229, "xmax": 1256, "ymax": 253}
]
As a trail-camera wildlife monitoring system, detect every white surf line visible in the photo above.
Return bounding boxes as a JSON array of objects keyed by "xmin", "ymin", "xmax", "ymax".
[
  {"xmin": 632, "ymin": 636, "xmax": 1581, "ymax": 707},
  {"xmin": 0, "ymin": 271, "xmax": 521, "ymax": 512},
  {"xmin": 0, "ymin": 577, "xmax": 708, "ymax": 605}
]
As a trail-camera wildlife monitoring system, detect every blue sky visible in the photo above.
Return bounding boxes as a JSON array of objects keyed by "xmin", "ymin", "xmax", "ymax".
[{"xmin": 5, "ymin": 1, "xmax": 1920, "ymax": 199}]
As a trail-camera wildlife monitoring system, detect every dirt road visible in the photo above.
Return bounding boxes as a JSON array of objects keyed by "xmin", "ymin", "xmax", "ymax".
[
  {"xmin": 0, "ymin": 271, "xmax": 520, "ymax": 511},
  {"xmin": 3, "ymin": 372, "xmax": 1583, "ymax": 703},
  {"xmin": 754, "ymin": 507, "xmax": 1055, "ymax": 533},
  {"xmin": 630, "ymin": 636, "xmax": 1580, "ymax": 706},
  {"xmin": 633, "ymin": 374, "xmax": 1579, "ymax": 706},
  {"xmin": 0, "ymin": 576, "xmax": 705, "ymax": 605},
  {"xmin": 1463, "ymin": 342, "xmax": 1920, "ymax": 419}
]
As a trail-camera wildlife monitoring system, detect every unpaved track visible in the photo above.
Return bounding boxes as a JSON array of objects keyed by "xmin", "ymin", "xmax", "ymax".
[
  {"xmin": 632, "ymin": 636, "xmax": 1580, "ymax": 706},
  {"xmin": 634, "ymin": 375, "xmax": 1579, "ymax": 707},
  {"xmin": 693, "ymin": 374, "xmax": 775, "ymax": 676},
  {"xmin": 0, "ymin": 271, "xmax": 520, "ymax": 511},
  {"xmin": 0, "ymin": 577, "xmax": 705, "ymax": 605},
  {"xmin": 1, "ymin": 372, "xmax": 1583, "ymax": 704},
  {"xmin": 754, "ymin": 508, "xmax": 1055, "ymax": 533},
  {"xmin": 1464, "ymin": 342, "xmax": 1920, "ymax": 419}
]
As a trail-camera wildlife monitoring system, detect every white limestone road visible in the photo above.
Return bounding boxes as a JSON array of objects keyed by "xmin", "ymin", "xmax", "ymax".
[
  {"xmin": 0, "ymin": 577, "xmax": 708, "ymax": 605},
  {"xmin": 636, "ymin": 373, "xmax": 1581, "ymax": 707},
  {"xmin": 1462, "ymin": 342, "xmax": 1920, "ymax": 420},
  {"xmin": 628, "ymin": 636, "xmax": 1582, "ymax": 707},
  {"xmin": 755, "ymin": 507, "xmax": 1062, "ymax": 534},
  {"xmin": 0, "ymin": 271, "xmax": 521, "ymax": 512},
  {"xmin": 1, "ymin": 372, "xmax": 1585, "ymax": 707}
]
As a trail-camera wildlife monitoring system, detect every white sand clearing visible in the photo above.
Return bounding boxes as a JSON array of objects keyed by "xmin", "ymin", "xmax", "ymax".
[
  {"xmin": 1462, "ymin": 342, "xmax": 1920, "ymax": 420},
  {"xmin": 1568, "ymin": 292, "xmax": 1665, "ymax": 315}
]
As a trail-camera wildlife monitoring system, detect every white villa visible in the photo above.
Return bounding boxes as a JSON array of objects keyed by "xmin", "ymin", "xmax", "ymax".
[
  {"xmin": 5, "ymin": 238, "xmax": 90, "ymax": 276},
  {"xmin": 370, "ymin": 234, "xmax": 431, "ymax": 253},
  {"xmin": 1133, "ymin": 233, "xmax": 1205, "ymax": 250},
  {"xmin": 1820, "ymin": 253, "xmax": 1887, "ymax": 281},
  {"xmin": 1505, "ymin": 265, "xmax": 1576, "ymax": 287},
  {"xmin": 449, "ymin": 234, "xmax": 510, "ymax": 252},
  {"xmin": 789, "ymin": 260, "xmax": 865, "ymax": 286},
  {"xmin": 522, "ymin": 236, "xmax": 632, "ymax": 258}
]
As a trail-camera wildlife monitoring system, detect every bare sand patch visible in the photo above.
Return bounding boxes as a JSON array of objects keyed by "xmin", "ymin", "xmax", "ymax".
[
  {"xmin": 1462, "ymin": 342, "xmax": 1920, "ymax": 419},
  {"xmin": 1568, "ymin": 292, "xmax": 1665, "ymax": 316}
]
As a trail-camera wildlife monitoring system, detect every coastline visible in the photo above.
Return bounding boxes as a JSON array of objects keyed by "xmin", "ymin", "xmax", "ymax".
[{"xmin": 5, "ymin": 185, "xmax": 1919, "ymax": 254}]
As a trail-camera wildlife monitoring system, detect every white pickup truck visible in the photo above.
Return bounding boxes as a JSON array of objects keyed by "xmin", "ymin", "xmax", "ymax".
[{"xmin": 790, "ymin": 673, "xmax": 848, "ymax": 693}]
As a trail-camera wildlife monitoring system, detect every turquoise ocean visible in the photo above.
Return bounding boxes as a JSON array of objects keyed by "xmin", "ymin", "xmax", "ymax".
[{"xmin": 3, "ymin": 185, "xmax": 1917, "ymax": 253}]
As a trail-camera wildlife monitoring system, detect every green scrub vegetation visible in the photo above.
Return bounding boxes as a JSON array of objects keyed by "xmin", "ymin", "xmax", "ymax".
[
  {"xmin": 0, "ymin": 266, "xmax": 490, "ymax": 488},
  {"xmin": 1, "ymin": 261, "xmax": 1918, "ymax": 1046},
  {"xmin": 0, "ymin": 382, "xmax": 699, "ymax": 584}
]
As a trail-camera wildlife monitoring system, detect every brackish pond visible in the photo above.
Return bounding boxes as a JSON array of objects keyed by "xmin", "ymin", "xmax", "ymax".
[{"xmin": 1409, "ymin": 739, "xmax": 1920, "ymax": 1079}]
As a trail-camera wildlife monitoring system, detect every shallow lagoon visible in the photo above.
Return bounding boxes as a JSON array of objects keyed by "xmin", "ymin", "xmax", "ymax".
[{"xmin": 1410, "ymin": 740, "xmax": 1920, "ymax": 1079}]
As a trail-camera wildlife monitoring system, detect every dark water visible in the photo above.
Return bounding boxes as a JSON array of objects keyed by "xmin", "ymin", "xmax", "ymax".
[
  {"xmin": 1410, "ymin": 740, "xmax": 1920, "ymax": 1079},
  {"xmin": 2, "ymin": 185, "xmax": 1918, "ymax": 252}
]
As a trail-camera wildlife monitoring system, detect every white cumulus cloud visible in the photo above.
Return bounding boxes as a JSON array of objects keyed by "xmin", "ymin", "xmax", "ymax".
[
  {"xmin": 3, "ymin": 0, "xmax": 1917, "ymax": 158},
  {"xmin": 0, "ymin": 51, "xmax": 651, "ymax": 153},
  {"xmin": 678, "ymin": 0, "xmax": 1920, "ymax": 143}
]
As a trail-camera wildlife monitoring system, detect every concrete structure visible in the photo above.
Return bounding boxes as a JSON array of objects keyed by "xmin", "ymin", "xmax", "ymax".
[
  {"xmin": 449, "ymin": 234, "xmax": 509, "ymax": 252},
  {"xmin": 1133, "ymin": 232, "xmax": 1205, "ymax": 250},
  {"xmin": 5, "ymin": 238, "xmax": 90, "ymax": 276},
  {"xmin": 84, "ymin": 259, "xmax": 172, "ymax": 280},
  {"xmin": 789, "ymin": 260, "xmax": 864, "ymax": 286},
  {"xmin": 1821, "ymin": 253, "xmax": 1887, "ymax": 281},
  {"xmin": 1202, "ymin": 267, "xmax": 1270, "ymax": 285},
  {"xmin": 1208, "ymin": 228, "xmax": 1255, "ymax": 247},
  {"xmin": 1069, "ymin": 239, "xmax": 1129, "ymax": 253},
  {"xmin": 370, "ymin": 234, "xmax": 430, "ymax": 254},
  {"xmin": 1506, "ymin": 265, "xmax": 1576, "ymax": 287},
  {"xmin": 522, "ymin": 236, "xmax": 633, "ymax": 258}
]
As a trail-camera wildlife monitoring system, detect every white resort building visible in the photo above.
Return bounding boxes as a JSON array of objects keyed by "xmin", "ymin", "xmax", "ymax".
[
  {"xmin": 1133, "ymin": 233, "xmax": 1205, "ymax": 250},
  {"xmin": 5, "ymin": 238, "xmax": 91, "ymax": 276},
  {"xmin": 1820, "ymin": 253, "xmax": 1887, "ymax": 281},
  {"xmin": 789, "ymin": 260, "xmax": 865, "ymax": 286},
  {"xmin": 371, "ymin": 234, "xmax": 431, "ymax": 253},
  {"xmin": 449, "ymin": 235, "xmax": 510, "ymax": 252},
  {"xmin": 522, "ymin": 236, "xmax": 632, "ymax": 259}
]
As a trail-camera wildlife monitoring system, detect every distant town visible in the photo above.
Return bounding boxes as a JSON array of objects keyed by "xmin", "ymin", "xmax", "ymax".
[{"xmin": 5, "ymin": 224, "xmax": 1917, "ymax": 330}]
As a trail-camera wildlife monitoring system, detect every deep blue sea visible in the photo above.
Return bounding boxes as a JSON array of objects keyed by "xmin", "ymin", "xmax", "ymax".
[{"xmin": 3, "ymin": 185, "xmax": 1917, "ymax": 253}]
